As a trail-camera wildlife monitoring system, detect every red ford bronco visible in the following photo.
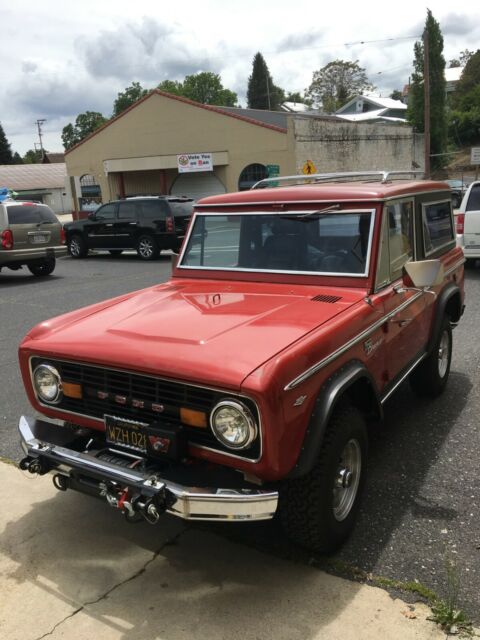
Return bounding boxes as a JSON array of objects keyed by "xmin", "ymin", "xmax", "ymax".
[{"xmin": 18, "ymin": 171, "xmax": 465, "ymax": 552}]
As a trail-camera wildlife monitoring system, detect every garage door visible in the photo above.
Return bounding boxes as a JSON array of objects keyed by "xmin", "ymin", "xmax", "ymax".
[{"xmin": 170, "ymin": 172, "xmax": 226, "ymax": 201}]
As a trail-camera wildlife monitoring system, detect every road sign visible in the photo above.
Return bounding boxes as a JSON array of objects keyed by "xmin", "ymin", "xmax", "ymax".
[
  {"xmin": 471, "ymin": 147, "xmax": 480, "ymax": 165},
  {"xmin": 266, "ymin": 164, "xmax": 280, "ymax": 187},
  {"xmin": 302, "ymin": 160, "xmax": 317, "ymax": 175}
]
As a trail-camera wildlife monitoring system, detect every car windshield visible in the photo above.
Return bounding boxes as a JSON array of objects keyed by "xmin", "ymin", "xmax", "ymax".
[{"xmin": 179, "ymin": 211, "xmax": 374, "ymax": 276}]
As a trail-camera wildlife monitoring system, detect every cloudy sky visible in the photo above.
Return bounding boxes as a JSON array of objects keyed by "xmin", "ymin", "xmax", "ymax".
[{"xmin": 1, "ymin": 0, "xmax": 479, "ymax": 155}]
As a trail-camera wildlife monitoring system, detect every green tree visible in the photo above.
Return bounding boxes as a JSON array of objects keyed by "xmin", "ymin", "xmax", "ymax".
[
  {"xmin": 182, "ymin": 72, "xmax": 237, "ymax": 106},
  {"xmin": 454, "ymin": 50, "xmax": 480, "ymax": 100},
  {"xmin": 305, "ymin": 60, "xmax": 374, "ymax": 112},
  {"xmin": 284, "ymin": 91, "xmax": 312, "ymax": 107},
  {"xmin": 247, "ymin": 52, "xmax": 285, "ymax": 110},
  {"xmin": 12, "ymin": 152, "xmax": 23, "ymax": 164},
  {"xmin": 157, "ymin": 79, "xmax": 184, "ymax": 96},
  {"xmin": 62, "ymin": 111, "xmax": 108, "ymax": 150},
  {"xmin": 23, "ymin": 148, "xmax": 46, "ymax": 163},
  {"xmin": 113, "ymin": 82, "xmax": 148, "ymax": 117},
  {"xmin": 390, "ymin": 89, "xmax": 403, "ymax": 101},
  {"xmin": 0, "ymin": 122, "xmax": 13, "ymax": 164},
  {"xmin": 407, "ymin": 10, "xmax": 447, "ymax": 168},
  {"xmin": 449, "ymin": 49, "xmax": 474, "ymax": 68}
]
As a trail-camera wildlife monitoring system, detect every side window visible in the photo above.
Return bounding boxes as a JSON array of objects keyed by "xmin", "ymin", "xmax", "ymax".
[
  {"xmin": 118, "ymin": 201, "xmax": 137, "ymax": 219},
  {"xmin": 387, "ymin": 201, "xmax": 414, "ymax": 280},
  {"xmin": 466, "ymin": 184, "xmax": 480, "ymax": 212},
  {"xmin": 422, "ymin": 201, "xmax": 454, "ymax": 255},
  {"xmin": 139, "ymin": 201, "xmax": 169, "ymax": 220},
  {"xmin": 95, "ymin": 203, "xmax": 116, "ymax": 220}
]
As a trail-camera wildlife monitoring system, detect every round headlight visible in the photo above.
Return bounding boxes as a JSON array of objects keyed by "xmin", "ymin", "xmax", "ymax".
[
  {"xmin": 210, "ymin": 399, "xmax": 257, "ymax": 450},
  {"xmin": 33, "ymin": 364, "xmax": 62, "ymax": 404}
]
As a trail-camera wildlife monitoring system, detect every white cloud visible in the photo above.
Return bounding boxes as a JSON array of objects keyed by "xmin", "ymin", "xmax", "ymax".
[{"xmin": 0, "ymin": 0, "xmax": 478, "ymax": 154}]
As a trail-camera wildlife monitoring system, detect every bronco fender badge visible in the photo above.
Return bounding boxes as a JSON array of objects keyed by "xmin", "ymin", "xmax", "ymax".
[
  {"xmin": 293, "ymin": 395, "xmax": 307, "ymax": 407},
  {"xmin": 364, "ymin": 336, "xmax": 383, "ymax": 356}
]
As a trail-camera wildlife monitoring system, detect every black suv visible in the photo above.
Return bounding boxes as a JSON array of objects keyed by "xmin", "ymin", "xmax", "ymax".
[{"xmin": 64, "ymin": 196, "xmax": 193, "ymax": 260}]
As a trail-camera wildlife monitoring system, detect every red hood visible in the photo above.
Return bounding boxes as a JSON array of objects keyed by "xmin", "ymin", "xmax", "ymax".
[{"xmin": 22, "ymin": 279, "xmax": 365, "ymax": 389}]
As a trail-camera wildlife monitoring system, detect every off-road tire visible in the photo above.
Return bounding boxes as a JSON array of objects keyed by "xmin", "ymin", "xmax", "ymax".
[
  {"xmin": 108, "ymin": 250, "xmax": 123, "ymax": 256},
  {"xmin": 409, "ymin": 315, "xmax": 452, "ymax": 397},
  {"xmin": 27, "ymin": 257, "xmax": 56, "ymax": 277},
  {"xmin": 68, "ymin": 234, "xmax": 88, "ymax": 258},
  {"xmin": 279, "ymin": 405, "xmax": 368, "ymax": 553},
  {"xmin": 136, "ymin": 235, "xmax": 159, "ymax": 260}
]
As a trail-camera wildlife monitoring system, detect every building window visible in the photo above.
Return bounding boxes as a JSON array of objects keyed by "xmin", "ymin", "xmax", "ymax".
[
  {"xmin": 238, "ymin": 164, "xmax": 268, "ymax": 191},
  {"xmin": 79, "ymin": 174, "xmax": 102, "ymax": 211}
]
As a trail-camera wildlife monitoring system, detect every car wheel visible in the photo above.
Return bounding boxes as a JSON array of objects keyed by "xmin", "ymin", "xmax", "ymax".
[
  {"xmin": 108, "ymin": 250, "xmax": 123, "ymax": 256},
  {"xmin": 279, "ymin": 404, "xmax": 368, "ymax": 553},
  {"xmin": 68, "ymin": 234, "xmax": 88, "ymax": 258},
  {"xmin": 409, "ymin": 315, "xmax": 452, "ymax": 397},
  {"xmin": 27, "ymin": 257, "xmax": 56, "ymax": 277},
  {"xmin": 136, "ymin": 235, "xmax": 159, "ymax": 260}
]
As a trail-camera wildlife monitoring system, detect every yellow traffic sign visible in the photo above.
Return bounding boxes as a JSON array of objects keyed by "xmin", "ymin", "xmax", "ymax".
[{"xmin": 302, "ymin": 160, "xmax": 317, "ymax": 175}]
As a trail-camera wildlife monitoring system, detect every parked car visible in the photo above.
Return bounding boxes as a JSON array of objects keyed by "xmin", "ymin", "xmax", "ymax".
[
  {"xmin": 0, "ymin": 200, "xmax": 66, "ymax": 276},
  {"xmin": 18, "ymin": 171, "xmax": 465, "ymax": 552},
  {"xmin": 446, "ymin": 179, "xmax": 470, "ymax": 209},
  {"xmin": 455, "ymin": 180, "xmax": 480, "ymax": 264},
  {"xmin": 64, "ymin": 196, "xmax": 193, "ymax": 260}
]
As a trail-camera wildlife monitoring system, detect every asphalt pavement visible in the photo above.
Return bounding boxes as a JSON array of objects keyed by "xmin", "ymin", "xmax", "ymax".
[{"xmin": 0, "ymin": 252, "xmax": 479, "ymax": 627}]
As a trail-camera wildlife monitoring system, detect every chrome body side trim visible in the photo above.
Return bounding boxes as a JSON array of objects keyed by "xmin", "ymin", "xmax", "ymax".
[
  {"xmin": 284, "ymin": 291, "xmax": 424, "ymax": 390},
  {"xmin": 19, "ymin": 415, "xmax": 277, "ymax": 522},
  {"xmin": 380, "ymin": 353, "xmax": 427, "ymax": 404}
]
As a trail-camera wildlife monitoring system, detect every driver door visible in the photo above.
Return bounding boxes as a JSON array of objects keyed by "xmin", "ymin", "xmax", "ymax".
[{"xmin": 87, "ymin": 202, "xmax": 117, "ymax": 249}]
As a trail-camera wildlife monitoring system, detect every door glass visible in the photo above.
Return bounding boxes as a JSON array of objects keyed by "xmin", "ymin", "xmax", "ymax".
[
  {"xmin": 118, "ymin": 202, "xmax": 137, "ymax": 219},
  {"xmin": 139, "ymin": 201, "xmax": 168, "ymax": 219},
  {"xmin": 95, "ymin": 204, "xmax": 116, "ymax": 220},
  {"xmin": 422, "ymin": 201, "xmax": 454, "ymax": 255},
  {"xmin": 466, "ymin": 184, "xmax": 480, "ymax": 211},
  {"xmin": 386, "ymin": 201, "xmax": 414, "ymax": 280}
]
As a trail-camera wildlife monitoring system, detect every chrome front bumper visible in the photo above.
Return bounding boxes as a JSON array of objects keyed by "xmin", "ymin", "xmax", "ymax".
[{"xmin": 19, "ymin": 416, "xmax": 278, "ymax": 522}]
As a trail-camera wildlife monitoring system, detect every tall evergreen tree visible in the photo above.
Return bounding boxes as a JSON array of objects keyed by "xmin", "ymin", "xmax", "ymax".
[
  {"xmin": 247, "ymin": 53, "xmax": 285, "ymax": 110},
  {"xmin": 0, "ymin": 122, "xmax": 13, "ymax": 164},
  {"xmin": 407, "ymin": 10, "xmax": 447, "ymax": 167}
]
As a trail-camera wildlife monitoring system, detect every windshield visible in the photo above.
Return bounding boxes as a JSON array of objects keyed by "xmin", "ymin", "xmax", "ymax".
[{"xmin": 179, "ymin": 211, "xmax": 374, "ymax": 276}]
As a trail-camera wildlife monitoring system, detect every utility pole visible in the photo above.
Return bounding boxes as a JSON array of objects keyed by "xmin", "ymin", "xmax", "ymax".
[
  {"xmin": 35, "ymin": 119, "xmax": 47, "ymax": 161},
  {"xmin": 266, "ymin": 75, "xmax": 271, "ymax": 110},
  {"xmin": 423, "ymin": 28, "xmax": 430, "ymax": 179}
]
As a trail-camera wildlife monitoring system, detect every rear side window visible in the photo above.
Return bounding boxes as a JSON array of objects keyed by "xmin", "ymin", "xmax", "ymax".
[
  {"xmin": 138, "ymin": 200, "xmax": 169, "ymax": 219},
  {"xmin": 6, "ymin": 204, "xmax": 57, "ymax": 224},
  {"xmin": 422, "ymin": 201, "xmax": 454, "ymax": 255},
  {"xmin": 466, "ymin": 184, "xmax": 480, "ymax": 211},
  {"xmin": 168, "ymin": 200, "xmax": 193, "ymax": 217},
  {"xmin": 386, "ymin": 200, "xmax": 414, "ymax": 280}
]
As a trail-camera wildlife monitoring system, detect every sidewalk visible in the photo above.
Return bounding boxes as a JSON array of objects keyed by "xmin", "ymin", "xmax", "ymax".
[{"xmin": 0, "ymin": 460, "xmax": 448, "ymax": 640}]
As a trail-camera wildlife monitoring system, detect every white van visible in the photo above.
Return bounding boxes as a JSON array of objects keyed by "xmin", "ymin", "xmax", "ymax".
[{"xmin": 456, "ymin": 181, "xmax": 480, "ymax": 264}]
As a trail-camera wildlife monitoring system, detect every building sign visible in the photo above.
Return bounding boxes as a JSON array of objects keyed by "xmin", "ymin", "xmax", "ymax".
[
  {"xmin": 471, "ymin": 148, "xmax": 480, "ymax": 165},
  {"xmin": 177, "ymin": 153, "xmax": 213, "ymax": 173},
  {"xmin": 266, "ymin": 164, "xmax": 280, "ymax": 187},
  {"xmin": 302, "ymin": 160, "xmax": 317, "ymax": 175}
]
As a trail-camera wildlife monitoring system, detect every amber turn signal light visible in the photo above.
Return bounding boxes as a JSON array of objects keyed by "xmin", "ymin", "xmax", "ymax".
[
  {"xmin": 62, "ymin": 382, "xmax": 82, "ymax": 399},
  {"xmin": 180, "ymin": 408, "xmax": 207, "ymax": 428}
]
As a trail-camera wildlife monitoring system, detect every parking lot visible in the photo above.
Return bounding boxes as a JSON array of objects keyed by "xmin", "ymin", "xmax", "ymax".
[{"xmin": 1, "ymin": 252, "xmax": 479, "ymax": 624}]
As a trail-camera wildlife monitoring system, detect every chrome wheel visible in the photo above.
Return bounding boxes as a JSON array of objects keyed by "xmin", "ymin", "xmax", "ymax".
[
  {"xmin": 333, "ymin": 438, "xmax": 362, "ymax": 522},
  {"xmin": 438, "ymin": 329, "xmax": 450, "ymax": 379},
  {"xmin": 69, "ymin": 238, "xmax": 81, "ymax": 256},
  {"xmin": 137, "ymin": 236, "xmax": 157, "ymax": 260}
]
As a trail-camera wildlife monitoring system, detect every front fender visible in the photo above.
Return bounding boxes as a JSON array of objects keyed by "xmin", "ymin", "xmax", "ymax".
[{"xmin": 286, "ymin": 360, "xmax": 382, "ymax": 479}]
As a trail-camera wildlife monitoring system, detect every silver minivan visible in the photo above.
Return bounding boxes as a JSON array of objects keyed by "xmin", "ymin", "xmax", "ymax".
[{"xmin": 0, "ymin": 200, "xmax": 67, "ymax": 276}]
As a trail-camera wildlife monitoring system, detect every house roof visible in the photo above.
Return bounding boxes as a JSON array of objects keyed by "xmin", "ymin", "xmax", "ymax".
[
  {"xmin": 218, "ymin": 106, "xmax": 289, "ymax": 129},
  {"xmin": 336, "ymin": 109, "xmax": 406, "ymax": 123},
  {"xmin": 336, "ymin": 95, "xmax": 407, "ymax": 114},
  {"xmin": 42, "ymin": 152, "xmax": 65, "ymax": 164},
  {"xmin": 65, "ymin": 90, "xmax": 289, "ymax": 155},
  {"xmin": 0, "ymin": 163, "xmax": 66, "ymax": 191}
]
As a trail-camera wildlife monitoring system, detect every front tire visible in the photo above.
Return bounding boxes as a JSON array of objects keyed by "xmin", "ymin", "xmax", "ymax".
[
  {"xmin": 27, "ymin": 257, "xmax": 56, "ymax": 276},
  {"xmin": 280, "ymin": 405, "xmax": 368, "ymax": 553},
  {"xmin": 136, "ymin": 235, "xmax": 159, "ymax": 260},
  {"xmin": 68, "ymin": 234, "xmax": 88, "ymax": 258},
  {"xmin": 409, "ymin": 316, "xmax": 452, "ymax": 397}
]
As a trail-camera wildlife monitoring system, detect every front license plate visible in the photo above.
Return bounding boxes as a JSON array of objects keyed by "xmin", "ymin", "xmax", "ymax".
[{"xmin": 105, "ymin": 415, "xmax": 147, "ymax": 453}]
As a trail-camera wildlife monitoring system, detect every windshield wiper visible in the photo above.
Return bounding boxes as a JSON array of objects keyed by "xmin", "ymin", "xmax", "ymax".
[{"xmin": 282, "ymin": 204, "xmax": 341, "ymax": 222}]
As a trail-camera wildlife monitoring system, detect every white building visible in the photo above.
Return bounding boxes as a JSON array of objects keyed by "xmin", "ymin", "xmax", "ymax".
[{"xmin": 0, "ymin": 163, "xmax": 71, "ymax": 214}]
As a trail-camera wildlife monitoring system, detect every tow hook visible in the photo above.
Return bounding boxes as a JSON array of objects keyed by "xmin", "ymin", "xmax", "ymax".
[
  {"xmin": 99, "ymin": 481, "xmax": 165, "ymax": 524},
  {"xmin": 19, "ymin": 456, "xmax": 49, "ymax": 475}
]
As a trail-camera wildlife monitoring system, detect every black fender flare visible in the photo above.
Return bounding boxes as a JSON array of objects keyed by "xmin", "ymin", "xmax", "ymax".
[
  {"xmin": 286, "ymin": 360, "xmax": 382, "ymax": 479},
  {"xmin": 426, "ymin": 283, "xmax": 463, "ymax": 354}
]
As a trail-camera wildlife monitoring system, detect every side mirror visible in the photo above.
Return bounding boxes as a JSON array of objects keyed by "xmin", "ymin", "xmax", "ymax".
[
  {"xmin": 87, "ymin": 212, "xmax": 96, "ymax": 221},
  {"xmin": 403, "ymin": 259, "xmax": 444, "ymax": 289}
]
